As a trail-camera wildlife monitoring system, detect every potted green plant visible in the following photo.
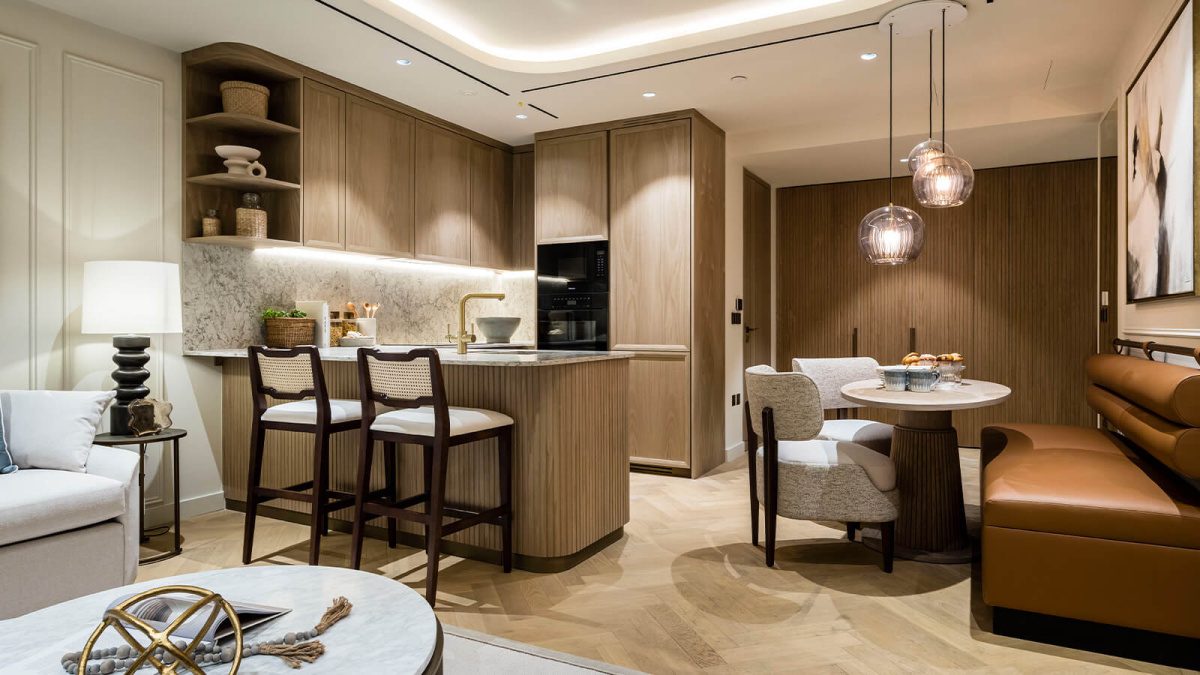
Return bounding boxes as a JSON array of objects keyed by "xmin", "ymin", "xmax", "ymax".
[{"xmin": 262, "ymin": 307, "xmax": 315, "ymax": 348}]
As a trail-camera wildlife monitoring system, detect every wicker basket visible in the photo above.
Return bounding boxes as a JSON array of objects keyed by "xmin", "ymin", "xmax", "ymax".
[
  {"xmin": 265, "ymin": 318, "xmax": 316, "ymax": 348},
  {"xmin": 220, "ymin": 80, "xmax": 269, "ymax": 118},
  {"xmin": 236, "ymin": 205, "xmax": 267, "ymax": 238}
]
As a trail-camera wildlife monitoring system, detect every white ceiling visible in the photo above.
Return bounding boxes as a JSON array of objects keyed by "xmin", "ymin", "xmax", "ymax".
[
  {"xmin": 28, "ymin": 0, "xmax": 1172, "ymax": 185},
  {"xmin": 363, "ymin": 0, "xmax": 891, "ymax": 72}
]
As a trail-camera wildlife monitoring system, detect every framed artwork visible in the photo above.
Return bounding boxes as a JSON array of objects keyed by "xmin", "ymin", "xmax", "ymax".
[{"xmin": 1126, "ymin": 0, "xmax": 1197, "ymax": 302}]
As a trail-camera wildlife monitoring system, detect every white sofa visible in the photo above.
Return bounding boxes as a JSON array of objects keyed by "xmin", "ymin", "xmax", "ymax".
[{"xmin": 0, "ymin": 444, "xmax": 140, "ymax": 619}]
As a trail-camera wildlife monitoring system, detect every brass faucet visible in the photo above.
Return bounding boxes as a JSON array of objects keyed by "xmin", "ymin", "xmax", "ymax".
[{"xmin": 447, "ymin": 292, "xmax": 505, "ymax": 354}]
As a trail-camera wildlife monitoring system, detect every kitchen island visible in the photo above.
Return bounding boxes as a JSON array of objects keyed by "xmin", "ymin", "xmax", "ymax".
[{"xmin": 186, "ymin": 347, "xmax": 632, "ymax": 571}]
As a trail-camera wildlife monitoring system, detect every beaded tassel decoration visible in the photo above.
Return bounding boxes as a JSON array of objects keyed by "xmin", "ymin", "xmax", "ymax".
[{"xmin": 62, "ymin": 597, "xmax": 352, "ymax": 674}]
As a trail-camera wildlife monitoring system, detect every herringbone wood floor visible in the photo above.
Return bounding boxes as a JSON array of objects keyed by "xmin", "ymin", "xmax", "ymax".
[{"xmin": 139, "ymin": 450, "xmax": 1186, "ymax": 674}]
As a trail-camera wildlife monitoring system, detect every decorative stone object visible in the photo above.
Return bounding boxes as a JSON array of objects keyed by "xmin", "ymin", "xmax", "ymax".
[{"xmin": 127, "ymin": 398, "xmax": 173, "ymax": 437}]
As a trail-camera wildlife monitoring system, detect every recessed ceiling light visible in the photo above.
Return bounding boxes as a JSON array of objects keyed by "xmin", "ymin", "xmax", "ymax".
[
  {"xmin": 395, "ymin": 59, "xmax": 411, "ymax": 65},
  {"xmin": 861, "ymin": 52, "xmax": 878, "ymax": 61},
  {"xmin": 461, "ymin": 90, "xmax": 477, "ymax": 96},
  {"xmin": 516, "ymin": 114, "xmax": 528, "ymax": 119},
  {"xmin": 900, "ymin": 158, "xmax": 909, "ymax": 162},
  {"xmin": 730, "ymin": 75, "xmax": 748, "ymax": 83},
  {"xmin": 642, "ymin": 92, "xmax": 656, "ymax": 98}
]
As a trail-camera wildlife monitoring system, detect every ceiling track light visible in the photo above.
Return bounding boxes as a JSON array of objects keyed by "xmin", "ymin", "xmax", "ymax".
[{"xmin": 858, "ymin": 23, "xmax": 925, "ymax": 266}]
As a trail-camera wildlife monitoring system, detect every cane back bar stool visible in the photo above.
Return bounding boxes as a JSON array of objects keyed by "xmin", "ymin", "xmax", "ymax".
[
  {"xmin": 744, "ymin": 364, "xmax": 897, "ymax": 572},
  {"xmin": 350, "ymin": 348, "xmax": 514, "ymax": 606},
  {"xmin": 792, "ymin": 357, "xmax": 894, "ymax": 457},
  {"xmin": 244, "ymin": 346, "xmax": 369, "ymax": 566}
]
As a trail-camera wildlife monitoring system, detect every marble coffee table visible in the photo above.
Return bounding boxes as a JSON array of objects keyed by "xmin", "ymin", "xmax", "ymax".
[{"xmin": 0, "ymin": 566, "xmax": 442, "ymax": 674}]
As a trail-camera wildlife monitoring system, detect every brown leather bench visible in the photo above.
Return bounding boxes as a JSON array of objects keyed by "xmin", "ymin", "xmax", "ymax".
[{"xmin": 981, "ymin": 353, "xmax": 1200, "ymax": 662}]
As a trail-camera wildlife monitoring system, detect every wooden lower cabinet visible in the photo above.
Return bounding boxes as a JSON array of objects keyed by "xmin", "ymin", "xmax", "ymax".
[
  {"xmin": 627, "ymin": 352, "xmax": 691, "ymax": 470},
  {"xmin": 345, "ymin": 95, "xmax": 415, "ymax": 256}
]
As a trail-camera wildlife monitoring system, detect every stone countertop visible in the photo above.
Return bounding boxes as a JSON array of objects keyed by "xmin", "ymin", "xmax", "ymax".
[{"xmin": 184, "ymin": 346, "xmax": 634, "ymax": 367}]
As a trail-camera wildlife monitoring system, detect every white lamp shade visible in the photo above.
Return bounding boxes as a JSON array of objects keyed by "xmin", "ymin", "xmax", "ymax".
[{"xmin": 81, "ymin": 261, "xmax": 183, "ymax": 335}]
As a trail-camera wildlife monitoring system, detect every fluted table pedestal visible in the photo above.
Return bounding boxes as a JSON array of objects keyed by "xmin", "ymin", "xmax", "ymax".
[{"xmin": 842, "ymin": 379, "xmax": 1011, "ymax": 564}]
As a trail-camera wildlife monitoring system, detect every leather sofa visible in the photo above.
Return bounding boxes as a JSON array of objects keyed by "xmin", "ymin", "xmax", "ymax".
[
  {"xmin": 0, "ymin": 445, "xmax": 140, "ymax": 619},
  {"xmin": 981, "ymin": 353, "xmax": 1200, "ymax": 651}
]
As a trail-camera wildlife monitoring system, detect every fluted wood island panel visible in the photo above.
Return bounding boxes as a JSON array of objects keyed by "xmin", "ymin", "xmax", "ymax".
[{"xmin": 212, "ymin": 352, "xmax": 630, "ymax": 570}]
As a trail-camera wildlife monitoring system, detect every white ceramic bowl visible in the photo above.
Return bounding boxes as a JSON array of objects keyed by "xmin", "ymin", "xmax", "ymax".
[
  {"xmin": 476, "ymin": 317, "xmax": 521, "ymax": 344},
  {"xmin": 215, "ymin": 145, "xmax": 261, "ymax": 161}
]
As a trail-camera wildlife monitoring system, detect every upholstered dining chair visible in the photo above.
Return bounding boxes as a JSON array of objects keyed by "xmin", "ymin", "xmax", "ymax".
[
  {"xmin": 792, "ymin": 357, "xmax": 894, "ymax": 456},
  {"xmin": 744, "ymin": 364, "xmax": 897, "ymax": 571}
]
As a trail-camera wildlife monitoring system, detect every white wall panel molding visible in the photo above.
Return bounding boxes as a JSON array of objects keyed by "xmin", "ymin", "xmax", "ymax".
[{"xmin": 0, "ymin": 33, "xmax": 37, "ymax": 390}]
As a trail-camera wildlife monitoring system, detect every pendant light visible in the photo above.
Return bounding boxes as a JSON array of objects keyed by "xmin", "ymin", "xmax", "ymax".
[
  {"xmin": 907, "ymin": 29, "xmax": 952, "ymax": 174},
  {"xmin": 913, "ymin": 8, "xmax": 974, "ymax": 208},
  {"xmin": 859, "ymin": 23, "xmax": 925, "ymax": 265}
]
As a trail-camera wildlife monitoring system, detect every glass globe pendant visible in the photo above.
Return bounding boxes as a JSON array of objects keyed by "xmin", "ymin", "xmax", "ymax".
[
  {"xmin": 858, "ymin": 204, "xmax": 925, "ymax": 264},
  {"xmin": 913, "ymin": 153, "xmax": 974, "ymax": 207},
  {"xmin": 859, "ymin": 23, "xmax": 925, "ymax": 265},
  {"xmin": 907, "ymin": 138, "xmax": 952, "ymax": 175}
]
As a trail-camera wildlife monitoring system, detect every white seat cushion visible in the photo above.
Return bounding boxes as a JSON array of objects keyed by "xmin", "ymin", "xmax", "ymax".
[
  {"xmin": 261, "ymin": 399, "xmax": 363, "ymax": 425},
  {"xmin": 761, "ymin": 439, "xmax": 896, "ymax": 491},
  {"xmin": 818, "ymin": 419, "xmax": 893, "ymax": 455},
  {"xmin": 0, "ymin": 469, "xmax": 125, "ymax": 546},
  {"xmin": 371, "ymin": 406, "xmax": 513, "ymax": 437}
]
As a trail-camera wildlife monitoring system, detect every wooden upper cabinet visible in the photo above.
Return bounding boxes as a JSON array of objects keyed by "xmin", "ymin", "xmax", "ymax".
[
  {"xmin": 511, "ymin": 151, "xmax": 535, "ymax": 270},
  {"xmin": 302, "ymin": 80, "xmax": 345, "ymax": 249},
  {"xmin": 470, "ymin": 142, "xmax": 513, "ymax": 270},
  {"xmin": 609, "ymin": 119, "xmax": 692, "ymax": 351},
  {"xmin": 535, "ymin": 131, "xmax": 607, "ymax": 243},
  {"xmin": 415, "ymin": 121, "xmax": 472, "ymax": 264},
  {"xmin": 344, "ymin": 95, "xmax": 415, "ymax": 257}
]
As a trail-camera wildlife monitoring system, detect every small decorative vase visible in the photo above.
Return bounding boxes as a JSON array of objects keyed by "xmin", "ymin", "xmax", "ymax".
[
  {"xmin": 202, "ymin": 209, "xmax": 222, "ymax": 237},
  {"xmin": 236, "ymin": 192, "xmax": 267, "ymax": 239}
]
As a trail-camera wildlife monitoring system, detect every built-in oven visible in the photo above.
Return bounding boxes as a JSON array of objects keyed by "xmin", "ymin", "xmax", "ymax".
[{"xmin": 537, "ymin": 241, "xmax": 608, "ymax": 351}]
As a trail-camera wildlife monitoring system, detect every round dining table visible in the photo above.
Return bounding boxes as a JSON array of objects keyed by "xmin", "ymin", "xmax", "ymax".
[{"xmin": 840, "ymin": 378, "xmax": 1011, "ymax": 563}]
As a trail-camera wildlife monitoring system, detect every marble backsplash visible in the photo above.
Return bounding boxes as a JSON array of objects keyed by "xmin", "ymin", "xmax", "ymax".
[{"xmin": 182, "ymin": 244, "xmax": 536, "ymax": 351}]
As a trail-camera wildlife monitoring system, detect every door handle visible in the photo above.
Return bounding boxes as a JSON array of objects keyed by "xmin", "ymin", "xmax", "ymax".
[{"xmin": 745, "ymin": 326, "xmax": 758, "ymax": 333}]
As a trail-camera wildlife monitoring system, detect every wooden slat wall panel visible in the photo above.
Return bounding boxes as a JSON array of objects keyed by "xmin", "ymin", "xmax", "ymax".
[
  {"xmin": 222, "ymin": 359, "xmax": 629, "ymax": 559},
  {"xmin": 776, "ymin": 160, "xmax": 1098, "ymax": 446}
]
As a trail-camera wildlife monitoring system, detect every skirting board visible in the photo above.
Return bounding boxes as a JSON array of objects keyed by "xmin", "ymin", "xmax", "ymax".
[
  {"xmin": 144, "ymin": 490, "xmax": 225, "ymax": 527},
  {"xmin": 725, "ymin": 441, "xmax": 745, "ymax": 463}
]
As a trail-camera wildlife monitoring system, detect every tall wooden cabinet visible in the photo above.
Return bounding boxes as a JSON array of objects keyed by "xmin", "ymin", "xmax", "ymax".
[
  {"xmin": 512, "ymin": 149, "xmax": 535, "ymax": 270},
  {"xmin": 535, "ymin": 110, "xmax": 725, "ymax": 477}
]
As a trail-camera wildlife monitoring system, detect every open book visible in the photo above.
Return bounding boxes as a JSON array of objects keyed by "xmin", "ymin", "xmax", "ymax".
[{"xmin": 107, "ymin": 593, "xmax": 290, "ymax": 645}]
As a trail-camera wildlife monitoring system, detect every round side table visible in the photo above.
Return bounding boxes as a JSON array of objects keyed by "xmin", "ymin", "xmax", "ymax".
[
  {"xmin": 93, "ymin": 428, "xmax": 187, "ymax": 565},
  {"xmin": 840, "ymin": 379, "xmax": 1011, "ymax": 563}
]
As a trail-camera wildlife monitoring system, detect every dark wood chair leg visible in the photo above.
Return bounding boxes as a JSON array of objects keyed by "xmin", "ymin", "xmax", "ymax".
[
  {"xmin": 745, "ymin": 403, "xmax": 759, "ymax": 547},
  {"xmin": 763, "ymin": 408, "xmax": 778, "ymax": 568},
  {"xmin": 350, "ymin": 433, "xmax": 375, "ymax": 570},
  {"xmin": 846, "ymin": 522, "xmax": 859, "ymax": 542},
  {"xmin": 425, "ymin": 441, "xmax": 449, "ymax": 607},
  {"xmin": 881, "ymin": 520, "xmax": 895, "ymax": 573},
  {"xmin": 422, "ymin": 444, "xmax": 433, "ymax": 546},
  {"xmin": 242, "ymin": 420, "xmax": 266, "ymax": 565},
  {"xmin": 498, "ymin": 426, "xmax": 513, "ymax": 573},
  {"xmin": 308, "ymin": 427, "xmax": 330, "ymax": 566},
  {"xmin": 384, "ymin": 442, "xmax": 398, "ymax": 549}
]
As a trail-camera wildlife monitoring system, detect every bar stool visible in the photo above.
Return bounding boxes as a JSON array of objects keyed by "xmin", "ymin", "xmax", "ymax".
[
  {"xmin": 349, "ymin": 347, "xmax": 513, "ymax": 606},
  {"xmin": 243, "ymin": 346, "xmax": 367, "ymax": 566}
]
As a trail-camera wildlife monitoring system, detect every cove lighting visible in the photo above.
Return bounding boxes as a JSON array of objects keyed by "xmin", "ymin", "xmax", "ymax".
[
  {"xmin": 384, "ymin": 0, "xmax": 848, "ymax": 63},
  {"xmin": 861, "ymin": 52, "xmax": 877, "ymax": 60},
  {"xmin": 642, "ymin": 92, "xmax": 656, "ymax": 98},
  {"xmin": 396, "ymin": 59, "xmax": 411, "ymax": 65},
  {"xmin": 253, "ymin": 247, "xmax": 503, "ymax": 276}
]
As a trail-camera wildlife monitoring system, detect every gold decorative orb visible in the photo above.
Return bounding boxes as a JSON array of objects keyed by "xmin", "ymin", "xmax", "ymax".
[{"xmin": 78, "ymin": 585, "xmax": 243, "ymax": 675}]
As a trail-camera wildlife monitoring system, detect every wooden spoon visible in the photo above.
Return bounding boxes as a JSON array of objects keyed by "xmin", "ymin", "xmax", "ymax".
[{"xmin": 346, "ymin": 302, "xmax": 358, "ymax": 319}]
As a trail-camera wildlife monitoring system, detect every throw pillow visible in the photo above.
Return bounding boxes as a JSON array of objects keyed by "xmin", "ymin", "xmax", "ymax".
[
  {"xmin": 0, "ymin": 407, "xmax": 15, "ymax": 474},
  {"xmin": 0, "ymin": 390, "xmax": 116, "ymax": 472}
]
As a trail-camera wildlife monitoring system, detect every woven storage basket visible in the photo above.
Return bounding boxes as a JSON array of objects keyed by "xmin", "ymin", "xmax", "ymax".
[
  {"xmin": 236, "ymin": 206, "xmax": 267, "ymax": 238},
  {"xmin": 220, "ymin": 80, "xmax": 269, "ymax": 118},
  {"xmin": 265, "ymin": 318, "xmax": 316, "ymax": 348}
]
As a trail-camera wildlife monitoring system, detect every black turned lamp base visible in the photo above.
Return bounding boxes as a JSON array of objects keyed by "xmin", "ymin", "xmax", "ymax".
[{"xmin": 110, "ymin": 334, "xmax": 152, "ymax": 436}]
